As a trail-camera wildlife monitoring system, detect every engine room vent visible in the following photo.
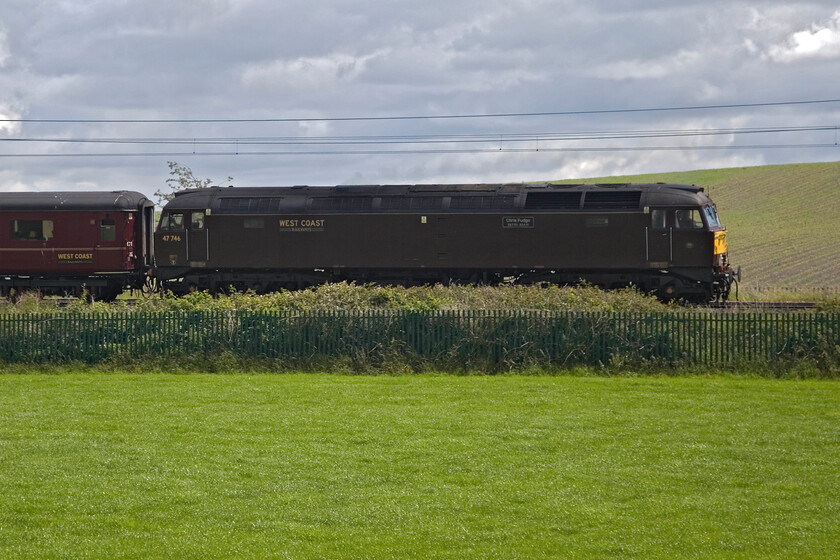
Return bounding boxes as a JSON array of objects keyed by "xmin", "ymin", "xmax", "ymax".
[
  {"xmin": 310, "ymin": 197, "xmax": 373, "ymax": 211},
  {"xmin": 380, "ymin": 197, "xmax": 443, "ymax": 210},
  {"xmin": 217, "ymin": 197, "xmax": 284, "ymax": 213},
  {"xmin": 379, "ymin": 197, "xmax": 409, "ymax": 210},
  {"xmin": 582, "ymin": 191, "xmax": 642, "ymax": 209},
  {"xmin": 450, "ymin": 196, "xmax": 516, "ymax": 210},
  {"xmin": 524, "ymin": 192, "xmax": 581, "ymax": 210}
]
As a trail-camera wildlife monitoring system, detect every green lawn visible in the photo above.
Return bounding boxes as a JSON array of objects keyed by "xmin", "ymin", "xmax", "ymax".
[{"xmin": 1, "ymin": 374, "xmax": 838, "ymax": 559}]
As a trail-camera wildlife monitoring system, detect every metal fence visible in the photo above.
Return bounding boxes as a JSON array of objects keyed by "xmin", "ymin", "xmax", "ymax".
[{"xmin": 0, "ymin": 310, "xmax": 838, "ymax": 369}]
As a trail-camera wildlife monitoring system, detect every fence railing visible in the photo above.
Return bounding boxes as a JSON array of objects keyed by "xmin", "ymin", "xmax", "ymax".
[{"xmin": 0, "ymin": 310, "xmax": 838, "ymax": 369}]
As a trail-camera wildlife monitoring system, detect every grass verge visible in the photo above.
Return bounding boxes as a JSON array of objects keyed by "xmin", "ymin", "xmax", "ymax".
[{"xmin": 1, "ymin": 373, "xmax": 838, "ymax": 559}]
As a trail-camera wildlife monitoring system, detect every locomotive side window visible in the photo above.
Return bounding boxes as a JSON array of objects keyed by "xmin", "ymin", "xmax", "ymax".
[
  {"xmin": 159, "ymin": 212, "xmax": 185, "ymax": 231},
  {"xmin": 675, "ymin": 209, "xmax": 704, "ymax": 229},
  {"xmin": 651, "ymin": 209, "xmax": 667, "ymax": 229},
  {"xmin": 11, "ymin": 219, "xmax": 54, "ymax": 241},
  {"xmin": 191, "ymin": 212, "xmax": 205, "ymax": 230},
  {"xmin": 100, "ymin": 219, "xmax": 116, "ymax": 241}
]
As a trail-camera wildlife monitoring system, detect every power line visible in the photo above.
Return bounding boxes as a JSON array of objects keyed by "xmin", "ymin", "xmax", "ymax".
[
  {"xmin": 3, "ymin": 99, "xmax": 840, "ymax": 124},
  {"xmin": 0, "ymin": 125, "xmax": 835, "ymax": 147},
  {"xmin": 0, "ymin": 143, "xmax": 836, "ymax": 158}
]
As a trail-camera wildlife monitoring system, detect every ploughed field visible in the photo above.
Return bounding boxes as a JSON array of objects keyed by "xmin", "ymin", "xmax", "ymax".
[{"xmin": 1, "ymin": 374, "xmax": 837, "ymax": 559}]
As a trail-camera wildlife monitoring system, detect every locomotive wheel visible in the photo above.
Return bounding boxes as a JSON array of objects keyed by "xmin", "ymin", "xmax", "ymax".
[{"xmin": 658, "ymin": 283, "xmax": 677, "ymax": 301}]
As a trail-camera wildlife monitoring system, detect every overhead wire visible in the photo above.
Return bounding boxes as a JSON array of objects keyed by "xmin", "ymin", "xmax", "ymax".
[
  {"xmin": 0, "ymin": 144, "xmax": 837, "ymax": 158},
  {"xmin": 0, "ymin": 125, "xmax": 836, "ymax": 149},
  {"xmin": 2, "ymin": 98, "xmax": 839, "ymax": 124},
  {"xmin": 0, "ymin": 98, "xmax": 837, "ymax": 157}
]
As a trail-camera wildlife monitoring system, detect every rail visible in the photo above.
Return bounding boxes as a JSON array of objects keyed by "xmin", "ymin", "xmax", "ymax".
[{"xmin": 707, "ymin": 301, "xmax": 817, "ymax": 310}]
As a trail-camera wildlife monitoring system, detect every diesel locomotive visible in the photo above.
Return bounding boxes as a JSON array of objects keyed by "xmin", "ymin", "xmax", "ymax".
[
  {"xmin": 153, "ymin": 182, "xmax": 737, "ymax": 302},
  {"xmin": 0, "ymin": 191, "xmax": 155, "ymax": 300}
]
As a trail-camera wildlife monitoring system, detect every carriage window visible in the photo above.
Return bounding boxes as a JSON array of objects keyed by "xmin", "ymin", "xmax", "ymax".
[
  {"xmin": 191, "ymin": 212, "xmax": 205, "ymax": 230},
  {"xmin": 10, "ymin": 220, "xmax": 54, "ymax": 241},
  {"xmin": 651, "ymin": 209, "xmax": 667, "ymax": 229},
  {"xmin": 100, "ymin": 219, "xmax": 116, "ymax": 241},
  {"xmin": 159, "ymin": 212, "xmax": 184, "ymax": 231},
  {"xmin": 675, "ymin": 209, "xmax": 704, "ymax": 229}
]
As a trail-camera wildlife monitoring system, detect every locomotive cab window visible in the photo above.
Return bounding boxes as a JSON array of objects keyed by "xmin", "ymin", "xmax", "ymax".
[
  {"xmin": 11, "ymin": 219, "xmax": 54, "ymax": 241},
  {"xmin": 675, "ymin": 209, "xmax": 704, "ymax": 229},
  {"xmin": 100, "ymin": 219, "xmax": 116, "ymax": 241},
  {"xmin": 159, "ymin": 212, "xmax": 185, "ymax": 231},
  {"xmin": 704, "ymin": 206, "xmax": 721, "ymax": 228}
]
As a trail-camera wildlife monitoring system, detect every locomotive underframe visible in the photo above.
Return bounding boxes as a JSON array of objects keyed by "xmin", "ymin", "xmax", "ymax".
[
  {"xmin": 0, "ymin": 271, "xmax": 147, "ymax": 300},
  {"xmin": 159, "ymin": 265, "xmax": 726, "ymax": 303}
]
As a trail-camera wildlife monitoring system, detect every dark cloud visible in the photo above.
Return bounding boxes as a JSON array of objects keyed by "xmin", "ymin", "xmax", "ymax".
[{"xmin": 1, "ymin": 0, "xmax": 839, "ymax": 197}]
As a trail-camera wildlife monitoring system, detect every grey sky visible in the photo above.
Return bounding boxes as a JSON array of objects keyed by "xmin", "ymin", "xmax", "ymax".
[{"xmin": 1, "ymin": 0, "xmax": 839, "ymax": 200}]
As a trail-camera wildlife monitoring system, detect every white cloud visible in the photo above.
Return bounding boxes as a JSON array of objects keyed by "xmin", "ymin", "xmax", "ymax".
[
  {"xmin": 0, "ymin": 103, "xmax": 22, "ymax": 136},
  {"xmin": 767, "ymin": 10, "xmax": 840, "ymax": 62},
  {"xmin": 589, "ymin": 49, "xmax": 701, "ymax": 80},
  {"xmin": 241, "ymin": 51, "xmax": 383, "ymax": 91}
]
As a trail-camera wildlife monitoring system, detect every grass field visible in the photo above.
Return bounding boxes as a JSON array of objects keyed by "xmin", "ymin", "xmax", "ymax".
[
  {"xmin": 1, "ymin": 374, "xmax": 838, "ymax": 559},
  {"xmin": 557, "ymin": 160, "xmax": 840, "ymax": 290}
]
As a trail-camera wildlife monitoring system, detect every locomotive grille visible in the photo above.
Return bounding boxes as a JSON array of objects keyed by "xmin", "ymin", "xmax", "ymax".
[
  {"xmin": 450, "ymin": 196, "xmax": 515, "ymax": 210},
  {"xmin": 582, "ymin": 191, "xmax": 642, "ymax": 209},
  {"xmin": 217, "ymin": 197, "xmax": 284, "ymax": 213},
  {"xmin": 524, "ymin": 192, "xmax": 582, "ymax": 210},
  {"xmin": 380, "ymin": 197, "xmax": 443, "ymax": 210},
  {"xmin": 310, "ymin": 197, "xmax": 373, "ymax": 211}
]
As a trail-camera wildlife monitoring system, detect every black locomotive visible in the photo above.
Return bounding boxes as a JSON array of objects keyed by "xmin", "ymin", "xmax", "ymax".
[{"xmin": 154, "ymin": 183, "xmax": 736, "ymax": 302}]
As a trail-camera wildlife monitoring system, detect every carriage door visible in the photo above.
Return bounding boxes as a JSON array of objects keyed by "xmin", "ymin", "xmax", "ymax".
[
  {"xmin": 646, "ymin": 208, "xmax": 672, "ymax": 266},
  {"xmin": 188, "ymin": 211, "xmax": 208, "ymax": 264}
]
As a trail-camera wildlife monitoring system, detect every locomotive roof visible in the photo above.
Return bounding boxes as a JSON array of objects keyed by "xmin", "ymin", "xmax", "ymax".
[
  {"xmin": 164, "ymin": 183, "xmax": 713, "ymax": 212},
  {"xmin": 0, "ymin": 190, "xmax": 152, "ymax": 212}
]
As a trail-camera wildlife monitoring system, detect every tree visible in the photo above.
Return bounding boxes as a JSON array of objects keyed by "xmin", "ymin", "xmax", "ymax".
[{"xmin": 155, "ymin": 161, "xmax": 232, "ymax": 206}]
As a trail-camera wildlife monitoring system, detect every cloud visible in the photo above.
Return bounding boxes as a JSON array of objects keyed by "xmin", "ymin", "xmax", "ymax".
[
  {"xmin": 1, "ymin": 1, "xmax": 840, "ymax": 196},
  {"xmin": 767, "ymin": 10, "xmax": 840, "ymax": 62},
  {"xmin": 241, "ymin": 51, "xmax": 381, "ymax": 91},
  {"xmin": 0, "ymin": 29, "xmax": 9, "ymax": 67},
  {"xmin": 0, "ymin": 103, "xmax": 22, "ymax": 136},
  {"xmin": 589, "ymin": 49, "xmax": 701, "ymax": 80}
]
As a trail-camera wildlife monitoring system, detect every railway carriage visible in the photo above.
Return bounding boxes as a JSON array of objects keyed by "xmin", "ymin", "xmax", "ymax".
[
  {"xmin": 0, "ymin": 191, "xmax": 155, "ymax": 300},
  {"xmin": 154, "ymin": 183, "xmax": 736, "ymax": 301}
]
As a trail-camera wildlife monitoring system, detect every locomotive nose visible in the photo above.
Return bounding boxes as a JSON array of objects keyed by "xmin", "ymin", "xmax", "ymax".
[{"xmin": 714, "ymin": 230, "xmax": 727, "ymax": 256}]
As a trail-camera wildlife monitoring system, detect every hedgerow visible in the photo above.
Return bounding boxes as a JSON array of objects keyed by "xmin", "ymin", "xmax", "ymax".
[{"xmin": 0, "ymin": 282, "xmax": 672, "ymax": 314}]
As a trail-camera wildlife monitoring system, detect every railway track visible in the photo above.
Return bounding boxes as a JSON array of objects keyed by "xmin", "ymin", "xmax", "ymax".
[
  {"xmin": 54, "ymin": 298, "xmax": 140, "ymax": 307},
  {"xmin": 46, "ymin": 298, "xmax": 817, "ymax": 311},
  {"xmin": 707, "ymin": 300, "xmax": 816, "ymax": 310}
]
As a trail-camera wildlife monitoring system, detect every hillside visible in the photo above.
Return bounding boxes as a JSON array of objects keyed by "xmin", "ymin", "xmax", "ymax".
[{"xmin": 556, "ymin": 161, "xmax": 840, "ymax": 289}]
